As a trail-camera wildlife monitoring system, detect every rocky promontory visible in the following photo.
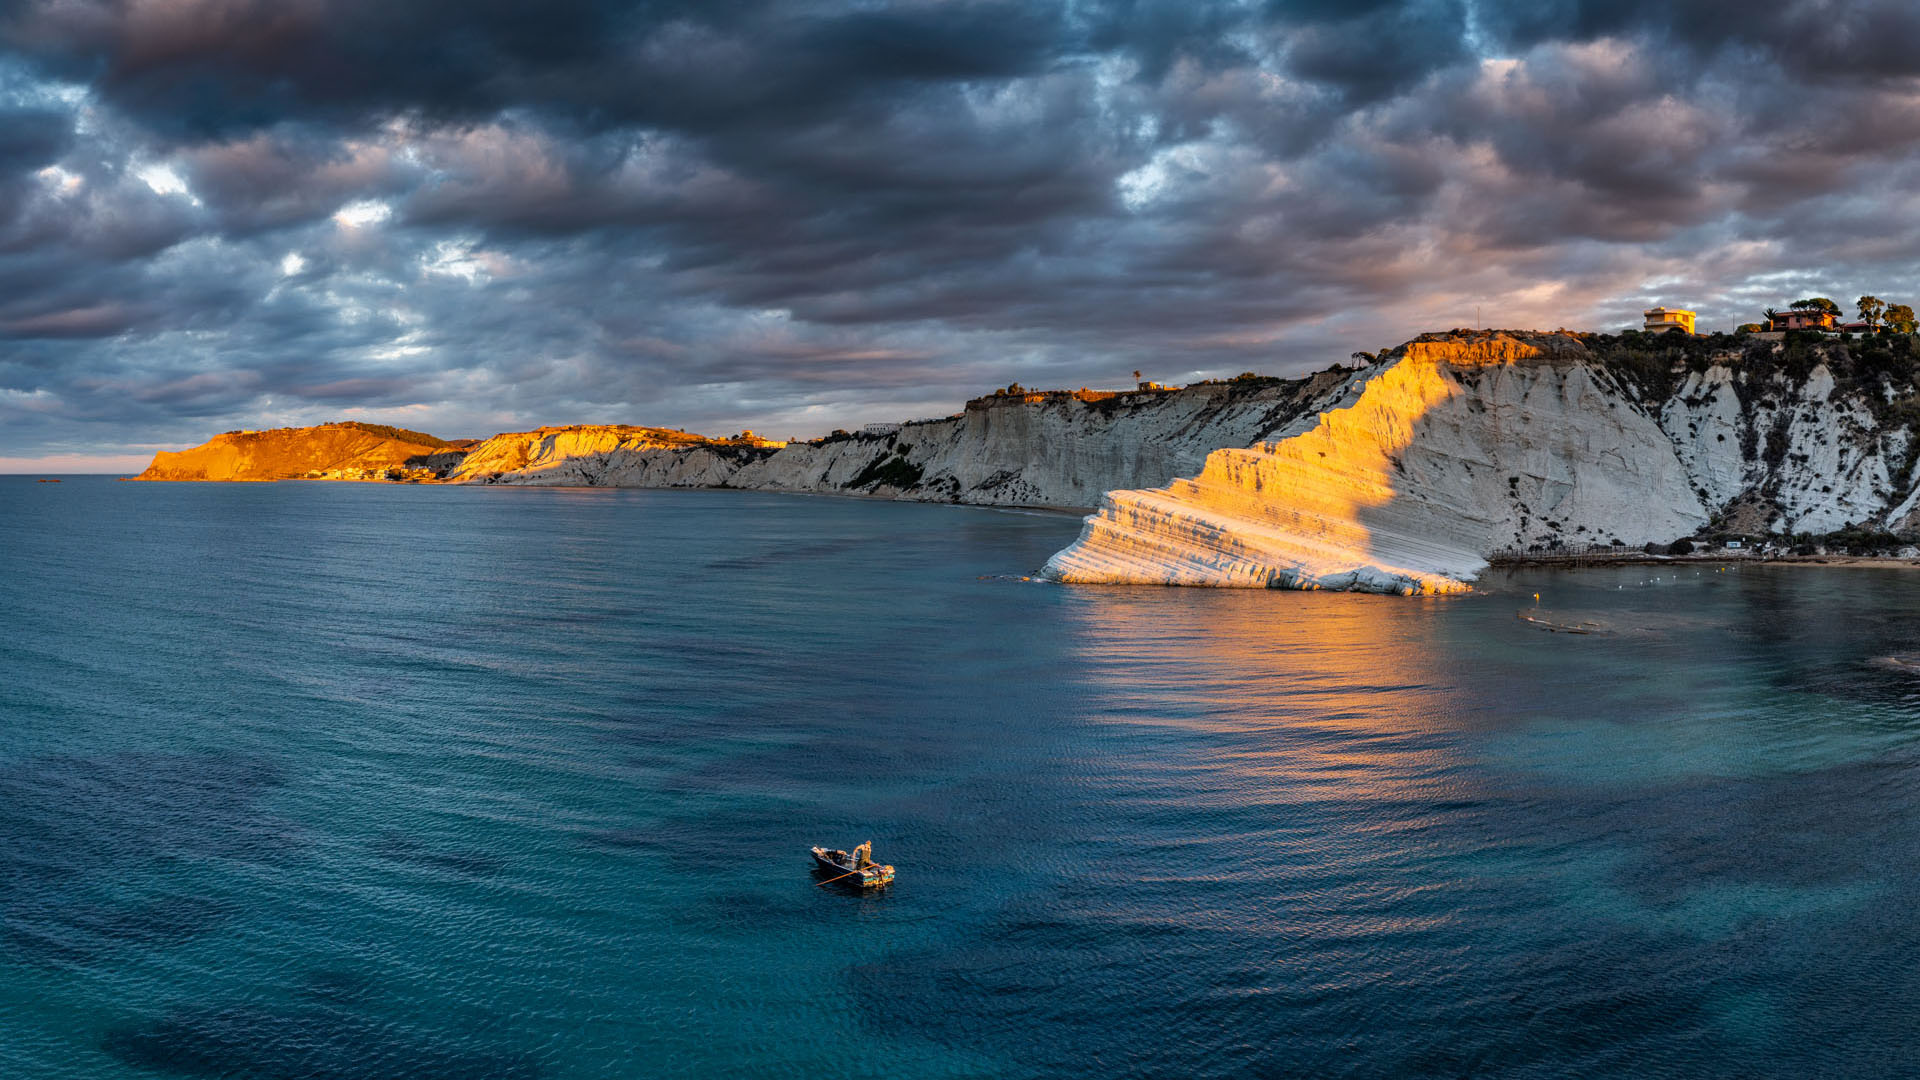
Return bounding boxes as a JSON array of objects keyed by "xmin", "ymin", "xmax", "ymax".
[
  {"xmin": 447, "ymin": 425, "xmax": 785, "ymax": 485},
  {"xmin": 133, "ymin": 422, "xmax": 472, "ymax": 482},
  {"xmin": 134, "ymin": 328, "xmax": 1920, "ymax": 592},
  {"xmin": 449, "ymin": 377, "xmax": 1353, "ymax": 507},
  {"xmin": 1045, "ymin": 334, "xmax": 1688, "ymax": 592},
  {"xmin": 1047, "ymin": 329, "xmax": 1920, "ymax": 592}
]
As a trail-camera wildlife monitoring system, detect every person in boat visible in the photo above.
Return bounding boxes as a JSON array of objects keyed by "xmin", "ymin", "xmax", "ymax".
[{"xmin": 852, "ymin": 841, "xmax": 872, "ymax": 870}]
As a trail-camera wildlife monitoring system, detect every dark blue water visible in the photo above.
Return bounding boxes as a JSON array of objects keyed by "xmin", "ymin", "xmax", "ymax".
[{"xmin": 5, "ymin": 477, "xmax": 1920, "ymax": 1078}]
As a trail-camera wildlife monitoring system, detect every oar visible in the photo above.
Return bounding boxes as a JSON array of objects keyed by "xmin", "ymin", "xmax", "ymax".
[{"xmin": 815, "ymin": 868, "xmax": 867, "ymax": 887}]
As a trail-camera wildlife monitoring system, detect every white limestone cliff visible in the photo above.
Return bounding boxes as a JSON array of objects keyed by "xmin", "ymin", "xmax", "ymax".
[
  {"xmin": 436, "ymin": 329, "xmax": 1920, "ymax": 593},
  {"xmin": 446, "ymin": 425, "xmax": 768, "ymax": 485},
  {"xmin": 1655, "ymin": 362, "xmax": 1900, "ymax": 535},
  {"xmin": 1043, "ymin": 335, "xmax": 1708, "ymax": 593},
  {"xmin": 453, "ymin": 375, "xmax": 1355, "ymax": 508}
]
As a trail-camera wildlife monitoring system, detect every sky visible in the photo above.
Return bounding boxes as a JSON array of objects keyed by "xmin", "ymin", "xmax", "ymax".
[{"xmin": 5, "ymin": 1, "xmax": 1920, "ymax": 469}]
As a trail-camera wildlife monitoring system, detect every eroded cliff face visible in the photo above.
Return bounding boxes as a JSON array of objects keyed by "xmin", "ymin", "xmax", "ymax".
[
  {"xmin": 453, "ymin": 376, "xmax": 1354, "ymax": 508},
  {"xmin": 134, "ymin": 423, "xmax": 462, "ymax": 481},
  {"xmin": 1044, "ymin": 334, "xmax": 1708, "ymax": 593},
  {"xmin": 135, "ymin": 329, "xmax": 1920, "ymax": 594},
  {"xmin": 1654, "ymin": 360, "xmax": 1905, "ymax": 536},
  {"xmin": 1045, "ymin": 330, "xmax": 1920, "ymax": 591},
  {"xmin": 445, "ymin": 425, "xmax": 772, "ymax": 484},
  {"xmin": 430, "ymin": 331, "xmax": 1920, "ymax": 598}
]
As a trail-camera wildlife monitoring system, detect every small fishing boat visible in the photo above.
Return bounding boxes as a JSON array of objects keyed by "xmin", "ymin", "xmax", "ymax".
[{"xmin": 810, "ymin": 841, "xmax": 895, "ymax": 888}]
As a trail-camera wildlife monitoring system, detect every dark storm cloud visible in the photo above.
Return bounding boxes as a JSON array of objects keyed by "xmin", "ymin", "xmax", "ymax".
[
  {"xmin": 1480, "ymin": 0, "xmax": 1920, "ymax": 83},
  {"xmin": 0, "ymin": 0, "xmax": 1070, "ymax": 136},
  {"xmin": 0, "ymin": 104, "xmax": 66, "ymax": 169},
  {"xmin": 3, "ymin": 0, "xmax": 1920, "ymax": 463},
  {"xmin": 177, "ymin": 128, "xmax": 414, "ymax": 232},
  {"xmin": 1282, "ymin": 0, "xmax": 1470, "ymax": 105}
]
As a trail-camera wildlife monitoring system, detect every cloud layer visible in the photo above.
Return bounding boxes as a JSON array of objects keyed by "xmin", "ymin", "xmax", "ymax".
[{"xmin": 5, "ymin": 0, "xmax": 1920, "ymax": 462}]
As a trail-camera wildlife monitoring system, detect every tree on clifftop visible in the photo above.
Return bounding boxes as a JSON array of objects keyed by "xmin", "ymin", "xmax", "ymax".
[
  {"xmin": 1886, "ymin": 304, "xmax": 1917, "ymax": 334},
  {"xmin": 1857, "ymin": 295, "xmax": 1886, "ymax": 328},
  {"xmin": 1791, "ymin": 297, "xmax": 1842, "ymax": 315}
]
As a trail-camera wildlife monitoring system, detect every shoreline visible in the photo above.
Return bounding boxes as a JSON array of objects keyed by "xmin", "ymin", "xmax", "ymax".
[
  {"xmin": 1487, "ymin": 553, "xmax": 1920, "ymax": 571},
  {"xmin": 111, "ymin": 474, "xmax": 1101, "ymax": 517},
  {"xmin": 84, "ymin": 477, "xmax": 1920, "ymax": 566}
]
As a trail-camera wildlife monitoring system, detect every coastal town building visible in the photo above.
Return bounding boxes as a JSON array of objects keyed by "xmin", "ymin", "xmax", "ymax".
[
  {"xmin": 1769, "ymin": 309, "xmax": 1837, "ymax": 331},
  {"xmin": 1642, "ymin": 307, "xmax": 1696, "ymax": 334}
]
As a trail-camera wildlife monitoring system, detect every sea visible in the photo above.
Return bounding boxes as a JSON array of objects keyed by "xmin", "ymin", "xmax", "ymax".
[{"xmin": 4, "ymin": 475, "xmax": 1920, "ymax": 1079}]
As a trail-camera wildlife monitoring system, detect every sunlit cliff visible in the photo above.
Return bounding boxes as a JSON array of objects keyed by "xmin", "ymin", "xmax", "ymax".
[
  {"xmin": 134, "ymin": 329, "xmax": 1920, "ymax": 594},
  {"xmin": 452, "ymin": 376, "xmax": 1356, "ymax": 506},
  {"xmin": 1043, "ymin": 333, "xmax": 1703, "ymax": 593},
  {"xmin": 446, "ymin": 425, "xmax": 779, "ymax": 484},
  {"xmin": 133, "ymin": 423, "xmax": 467, "ymax": 482}
]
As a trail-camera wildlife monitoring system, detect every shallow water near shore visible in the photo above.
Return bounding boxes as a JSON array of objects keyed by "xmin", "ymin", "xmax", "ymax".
[{"xmin": 5, "ymin": 476, "xmax": 1920, "ymax": 1078}]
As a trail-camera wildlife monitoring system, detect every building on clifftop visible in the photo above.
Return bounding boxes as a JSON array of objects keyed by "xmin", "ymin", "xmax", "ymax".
[
  {"xmin": 1642, "ymin": 306, "xmax": 1697, "ymax": 334},
  {"xmin": 1769, "ymin": 308, "xmax": 1837, "ymax": 332}
]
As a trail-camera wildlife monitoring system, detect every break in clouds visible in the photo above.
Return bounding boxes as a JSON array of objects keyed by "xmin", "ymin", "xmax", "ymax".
[{"xmin": 6, "ymin": 0, "xmax": 1920, "ymax": 465}]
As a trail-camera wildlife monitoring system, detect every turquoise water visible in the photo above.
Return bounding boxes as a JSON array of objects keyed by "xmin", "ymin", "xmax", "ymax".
[{"xmin": 5, "ymin": 476, "xmax": 1920, "ymax": 1078}]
